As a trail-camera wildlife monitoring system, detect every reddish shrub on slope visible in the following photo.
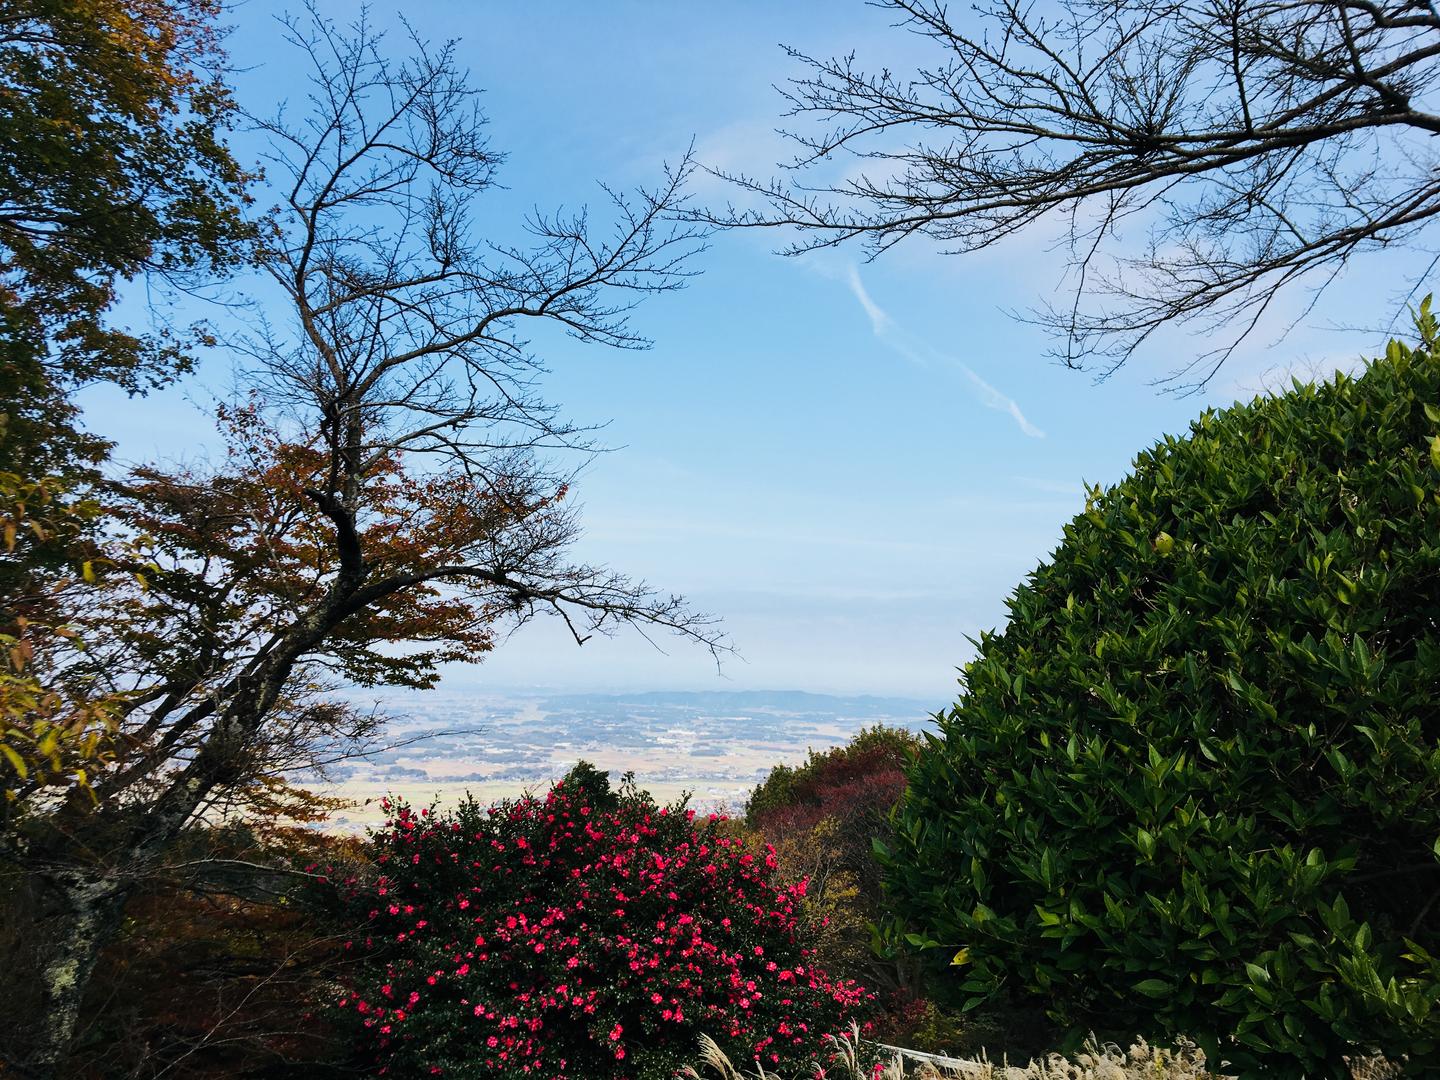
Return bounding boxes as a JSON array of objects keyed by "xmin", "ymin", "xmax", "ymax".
[
  {"xmin": 745, "ymin": 725, "xmax": 918, "ymax": 843},
  {"xmin": 743, "ymin": 728, "xmax": 918, "ymax": 989},
  {"xmin": 333, "ymin": 767, "xmax": 873, "ymax": 1079},
  {"xmin": 751, "ymin": 764, "xmax": 907, "ymax": 847}
]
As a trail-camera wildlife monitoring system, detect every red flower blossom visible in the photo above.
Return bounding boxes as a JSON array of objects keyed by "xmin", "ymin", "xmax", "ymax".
[{"xmin": 329, "ymin": 767, "xmax": 874, "ymax": 1079}]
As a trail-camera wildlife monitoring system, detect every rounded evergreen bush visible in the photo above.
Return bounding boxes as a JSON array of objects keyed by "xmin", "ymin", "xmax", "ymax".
[
  {"xmin": 333, "ymin": 766, "xmax": 873, "ymax": 1078},
  {"xmin": 883, "ymin": 317, "xmax": 1440, "ymax": 1077}
]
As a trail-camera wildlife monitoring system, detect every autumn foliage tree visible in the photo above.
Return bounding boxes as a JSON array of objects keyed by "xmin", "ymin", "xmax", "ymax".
[
  {"xmin": 0, "ymin": 4, "xmax": 261, "ymax": 1074},
  {"xmin": 745, "ymin": 726, "xmax": 1060, "ymax": 1057},
  {"xmin": 0, "ymin": 0, "xmax": 255, "ymax": 817},
  {"xmin": 4, "ymin": 817, "xmax": 366, "ymax": 1079},
  {"xmin": 746, "ymin": 727, "xmax": 917, "ymax": 955},
  {"xmin": 0, "ymin": 0, "xmax": 252, "ymax": 392},
  {"xmin": 1, "ymin": 8, "xmax": 717, "ymax": 1076}
]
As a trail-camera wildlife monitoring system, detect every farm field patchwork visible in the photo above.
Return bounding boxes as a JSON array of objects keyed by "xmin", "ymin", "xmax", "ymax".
[{"xmin": 321, "ymin": 688, "xmax": 934, "ymax": 827}]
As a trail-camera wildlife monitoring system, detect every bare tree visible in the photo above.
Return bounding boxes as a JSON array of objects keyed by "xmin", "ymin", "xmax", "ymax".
[
  {"xmin": 5, "ymin": 8, "xmax": 718, "ymax": 1075},
  {"xmin": 707, "ymin": 0, "xmax": 1440, "ymax": 386}
]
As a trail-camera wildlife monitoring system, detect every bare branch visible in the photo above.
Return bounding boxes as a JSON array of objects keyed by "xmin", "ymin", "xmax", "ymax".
[{"xmin": 696, "ymin": 0, "xmax": 1440, "ymax": 384}]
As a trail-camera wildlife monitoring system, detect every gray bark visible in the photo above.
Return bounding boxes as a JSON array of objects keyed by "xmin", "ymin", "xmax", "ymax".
[{"xmin": 28, "ymin": 869, "xmax": 127, "ymax": 1078}]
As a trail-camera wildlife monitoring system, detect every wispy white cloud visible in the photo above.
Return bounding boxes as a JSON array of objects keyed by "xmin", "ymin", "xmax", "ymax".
[
  {"xmin": 841, "ymin": 264, "xmax": 1044, "ymax": 438},
  {"xmin": 845, "ymin": 265, "xmax": 892, "ymax": 336},
  {"xmin": 961, "ymin": 367, "xmax": 1046, "ymax": 439}
]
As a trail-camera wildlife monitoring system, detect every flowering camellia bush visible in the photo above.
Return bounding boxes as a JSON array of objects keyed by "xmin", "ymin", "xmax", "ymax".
[{"xmin": 333, "ymin": 765, "xmax": 874, "ymax": 1078}]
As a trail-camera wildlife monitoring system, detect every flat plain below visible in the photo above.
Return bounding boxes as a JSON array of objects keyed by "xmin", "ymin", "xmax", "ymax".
[{"xmin": 319, "ymin": 689, "xmax": 935, "ymax": 829}]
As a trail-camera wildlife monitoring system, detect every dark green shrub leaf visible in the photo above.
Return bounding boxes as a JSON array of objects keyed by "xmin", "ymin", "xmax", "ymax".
[{"xmin": 886, "ymin": 321, "xmax": 1440, "ymax": 1079}]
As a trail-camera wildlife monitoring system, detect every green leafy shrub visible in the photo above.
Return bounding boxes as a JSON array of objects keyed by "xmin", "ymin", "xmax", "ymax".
[{"xmin": 883, "ymin": 315, "xmax": 1440, "ymax": 1077}]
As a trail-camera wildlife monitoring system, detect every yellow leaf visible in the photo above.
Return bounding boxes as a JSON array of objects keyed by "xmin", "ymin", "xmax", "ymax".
[{"xmin": 0, "ymin": 743, "xmax": 28, "ymax": 779}]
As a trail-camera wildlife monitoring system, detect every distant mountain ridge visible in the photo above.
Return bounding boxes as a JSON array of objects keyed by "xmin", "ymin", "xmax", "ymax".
[{"xmin": 534, "ymin": 688, "xmax": 938, "ymax": 719}]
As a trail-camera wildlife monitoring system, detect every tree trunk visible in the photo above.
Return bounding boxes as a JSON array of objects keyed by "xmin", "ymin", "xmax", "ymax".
[
  {"xmin": 27, "ymin": 868, "xmax": 128, "ymax": 1078},
  {"xmin": 19, "ymin": 674, "xmax": 303, "ymax": 1074},
  {"xmin": 14, "ymin": 533, "xmax": 359, "ymax": 1074}
]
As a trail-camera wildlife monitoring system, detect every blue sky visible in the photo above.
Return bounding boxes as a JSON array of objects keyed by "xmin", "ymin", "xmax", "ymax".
[{"xmin": 80, "ymin": 1, "xmax": 1427, "ymax": 705}]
